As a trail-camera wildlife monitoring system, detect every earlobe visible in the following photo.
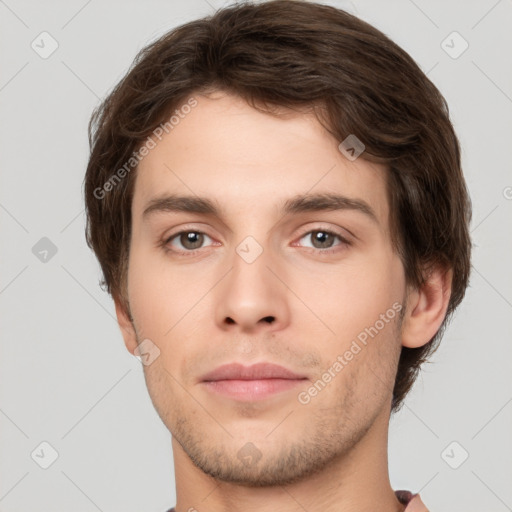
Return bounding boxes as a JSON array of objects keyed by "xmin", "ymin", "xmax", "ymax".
[
  {"xmin": 401, "ymin": 265, "xmax": 453, "ymax": 349},
  {"xmin": 114, "ymin": 297, "xmax": 138, "ymax": 355}
]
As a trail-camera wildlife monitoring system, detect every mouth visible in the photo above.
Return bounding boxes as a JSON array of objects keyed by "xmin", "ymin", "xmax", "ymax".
[
  {"xmin": 200, "ymin": 362, "xmax": 308, "ymax": 401},
  {"xmin": 203, "ymin": 378, "xmax": 307, "ymax": 401}
]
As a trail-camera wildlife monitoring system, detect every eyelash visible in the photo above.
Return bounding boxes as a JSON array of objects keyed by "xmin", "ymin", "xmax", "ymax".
[{"xmin": 161, "ymin": 227, "xmax": 351, "ymax": 256}]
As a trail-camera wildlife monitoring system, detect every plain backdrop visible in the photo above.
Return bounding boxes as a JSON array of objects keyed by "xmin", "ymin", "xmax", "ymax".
[{"xmin": 1, "ymin": 0, "xmax": 511, "ymax": 511}]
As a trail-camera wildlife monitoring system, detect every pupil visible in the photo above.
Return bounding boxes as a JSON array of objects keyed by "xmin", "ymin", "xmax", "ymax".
[
  {"xmin": 182, "ymin": 232, "xmax": 202, "ymax": 249},
  {"xmin": 314, "ymin": 231, "xmax": 332, "ymax": 248}
]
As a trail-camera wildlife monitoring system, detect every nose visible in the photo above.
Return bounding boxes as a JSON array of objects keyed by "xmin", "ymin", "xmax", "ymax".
[{"xmin": 214, "ymin": 245, "xmax": 290, "ymax": 334}]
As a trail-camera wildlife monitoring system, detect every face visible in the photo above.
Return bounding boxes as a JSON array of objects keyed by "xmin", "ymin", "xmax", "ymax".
[{"xmin": 121, "ymin": 91, "xmax": 408, "ymax": 486}]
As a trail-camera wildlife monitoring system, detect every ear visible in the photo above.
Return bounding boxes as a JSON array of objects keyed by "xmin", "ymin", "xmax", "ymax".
[
  {"xmin": 401, "ymin": 264, "xmax": 453, "ymax": 349},
  {"xmin": 114, "ymin": 296, "xmax": 138, "ymax": 355}
]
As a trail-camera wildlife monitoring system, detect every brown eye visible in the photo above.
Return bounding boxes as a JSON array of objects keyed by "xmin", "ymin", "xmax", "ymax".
[
  {"xmin": 309, "ymin": 231, "xmax": 336, "ymax": 249},
  {"xmin": 180, "ymin": 232, "xmax": 204, "ymax": 250},
  {"xmin": 167, "ymin": 231, "xmax": 212, "ymax": 252},
  {"xmin": 301, "ymin": 230, "xmax": 339, "ymax": 249},
  {"xmin": 296, "ymin": 228, "xmax": 350, "ymax": 253}
]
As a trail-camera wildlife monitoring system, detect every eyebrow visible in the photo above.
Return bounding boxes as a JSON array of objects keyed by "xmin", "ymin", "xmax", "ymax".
[{"xmin": 142, "ymin": 192, "xmax": 379, "ymax": 226}]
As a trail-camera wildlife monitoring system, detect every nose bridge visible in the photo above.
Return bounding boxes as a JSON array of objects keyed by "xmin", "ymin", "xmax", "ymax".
[
  {"xmin": 214, "ymin": 232, "xmax": 290, "ymax": 332},
  {"xmin": 231, "ymin": 234, "xmax": 272, "ymax": 292}
]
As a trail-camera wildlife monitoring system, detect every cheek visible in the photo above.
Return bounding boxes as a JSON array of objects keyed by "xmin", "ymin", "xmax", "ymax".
[
  {"xmin": 127, "ymin": 246, "xmax": 202, "ymax": 337},
  {"xmin": 289, "ymin": 250, "xmax": 403, "ymax": 342}
]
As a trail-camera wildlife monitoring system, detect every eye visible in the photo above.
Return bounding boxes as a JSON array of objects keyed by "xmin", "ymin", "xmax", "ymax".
[
  {"xmin": 165, "ymin": 231, "xmax": 214, "ymax": 252},
  {"xmin": 296, "ymin": 229, "xmax": 350, "ymax": 252}
]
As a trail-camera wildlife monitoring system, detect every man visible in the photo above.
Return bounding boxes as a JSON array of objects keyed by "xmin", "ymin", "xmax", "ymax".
[{"xmin": 84, "ymin": 1, "xmax": 472, "ymax": 510}]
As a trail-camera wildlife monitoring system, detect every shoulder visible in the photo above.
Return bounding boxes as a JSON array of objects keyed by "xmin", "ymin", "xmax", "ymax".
[{"xmin": 395, "ymin": 490, "xmax": 430, "ymax": 511}]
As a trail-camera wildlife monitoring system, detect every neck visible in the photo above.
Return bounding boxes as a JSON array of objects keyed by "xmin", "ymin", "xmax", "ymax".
[{"xmin": 171, "ymin": 408, "xmax": 404, "ymax": 512}]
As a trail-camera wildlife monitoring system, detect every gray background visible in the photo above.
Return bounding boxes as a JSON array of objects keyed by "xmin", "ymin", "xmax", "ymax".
[{"xmin": 1, "ymin": 0, "xmax": 511, "ymax": 511}]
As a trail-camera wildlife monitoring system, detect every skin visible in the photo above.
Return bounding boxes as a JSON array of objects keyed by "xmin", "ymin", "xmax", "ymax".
[{"xmin": 115, "ymin": 91, "xmax": 452, "ymax": 512}]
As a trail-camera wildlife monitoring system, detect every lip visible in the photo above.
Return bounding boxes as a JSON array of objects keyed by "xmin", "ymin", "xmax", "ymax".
[
  {"xmin": 200, "ymin": 362, "xmax": 308, "ymax": 401},
  {"xmin": 200, "ymin": 362, "xmax": 306, "ymax": 381}
]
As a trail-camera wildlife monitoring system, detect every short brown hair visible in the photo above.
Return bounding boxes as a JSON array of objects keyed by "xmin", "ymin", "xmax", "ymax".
[{"xmin": 84, "ymin": 0, "xmax": 472, "ymax": 412}]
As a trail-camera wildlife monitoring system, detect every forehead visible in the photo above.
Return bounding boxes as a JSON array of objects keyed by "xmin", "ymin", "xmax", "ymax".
[{"xmin": 133, "ymin": 92, "xmax": 389, "ymax": 229}]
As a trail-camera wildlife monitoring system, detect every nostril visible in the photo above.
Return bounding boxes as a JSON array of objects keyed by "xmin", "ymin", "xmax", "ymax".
[{"xmin": 262, "ymin": 316, "xmax": 275, "ymax": 324}]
